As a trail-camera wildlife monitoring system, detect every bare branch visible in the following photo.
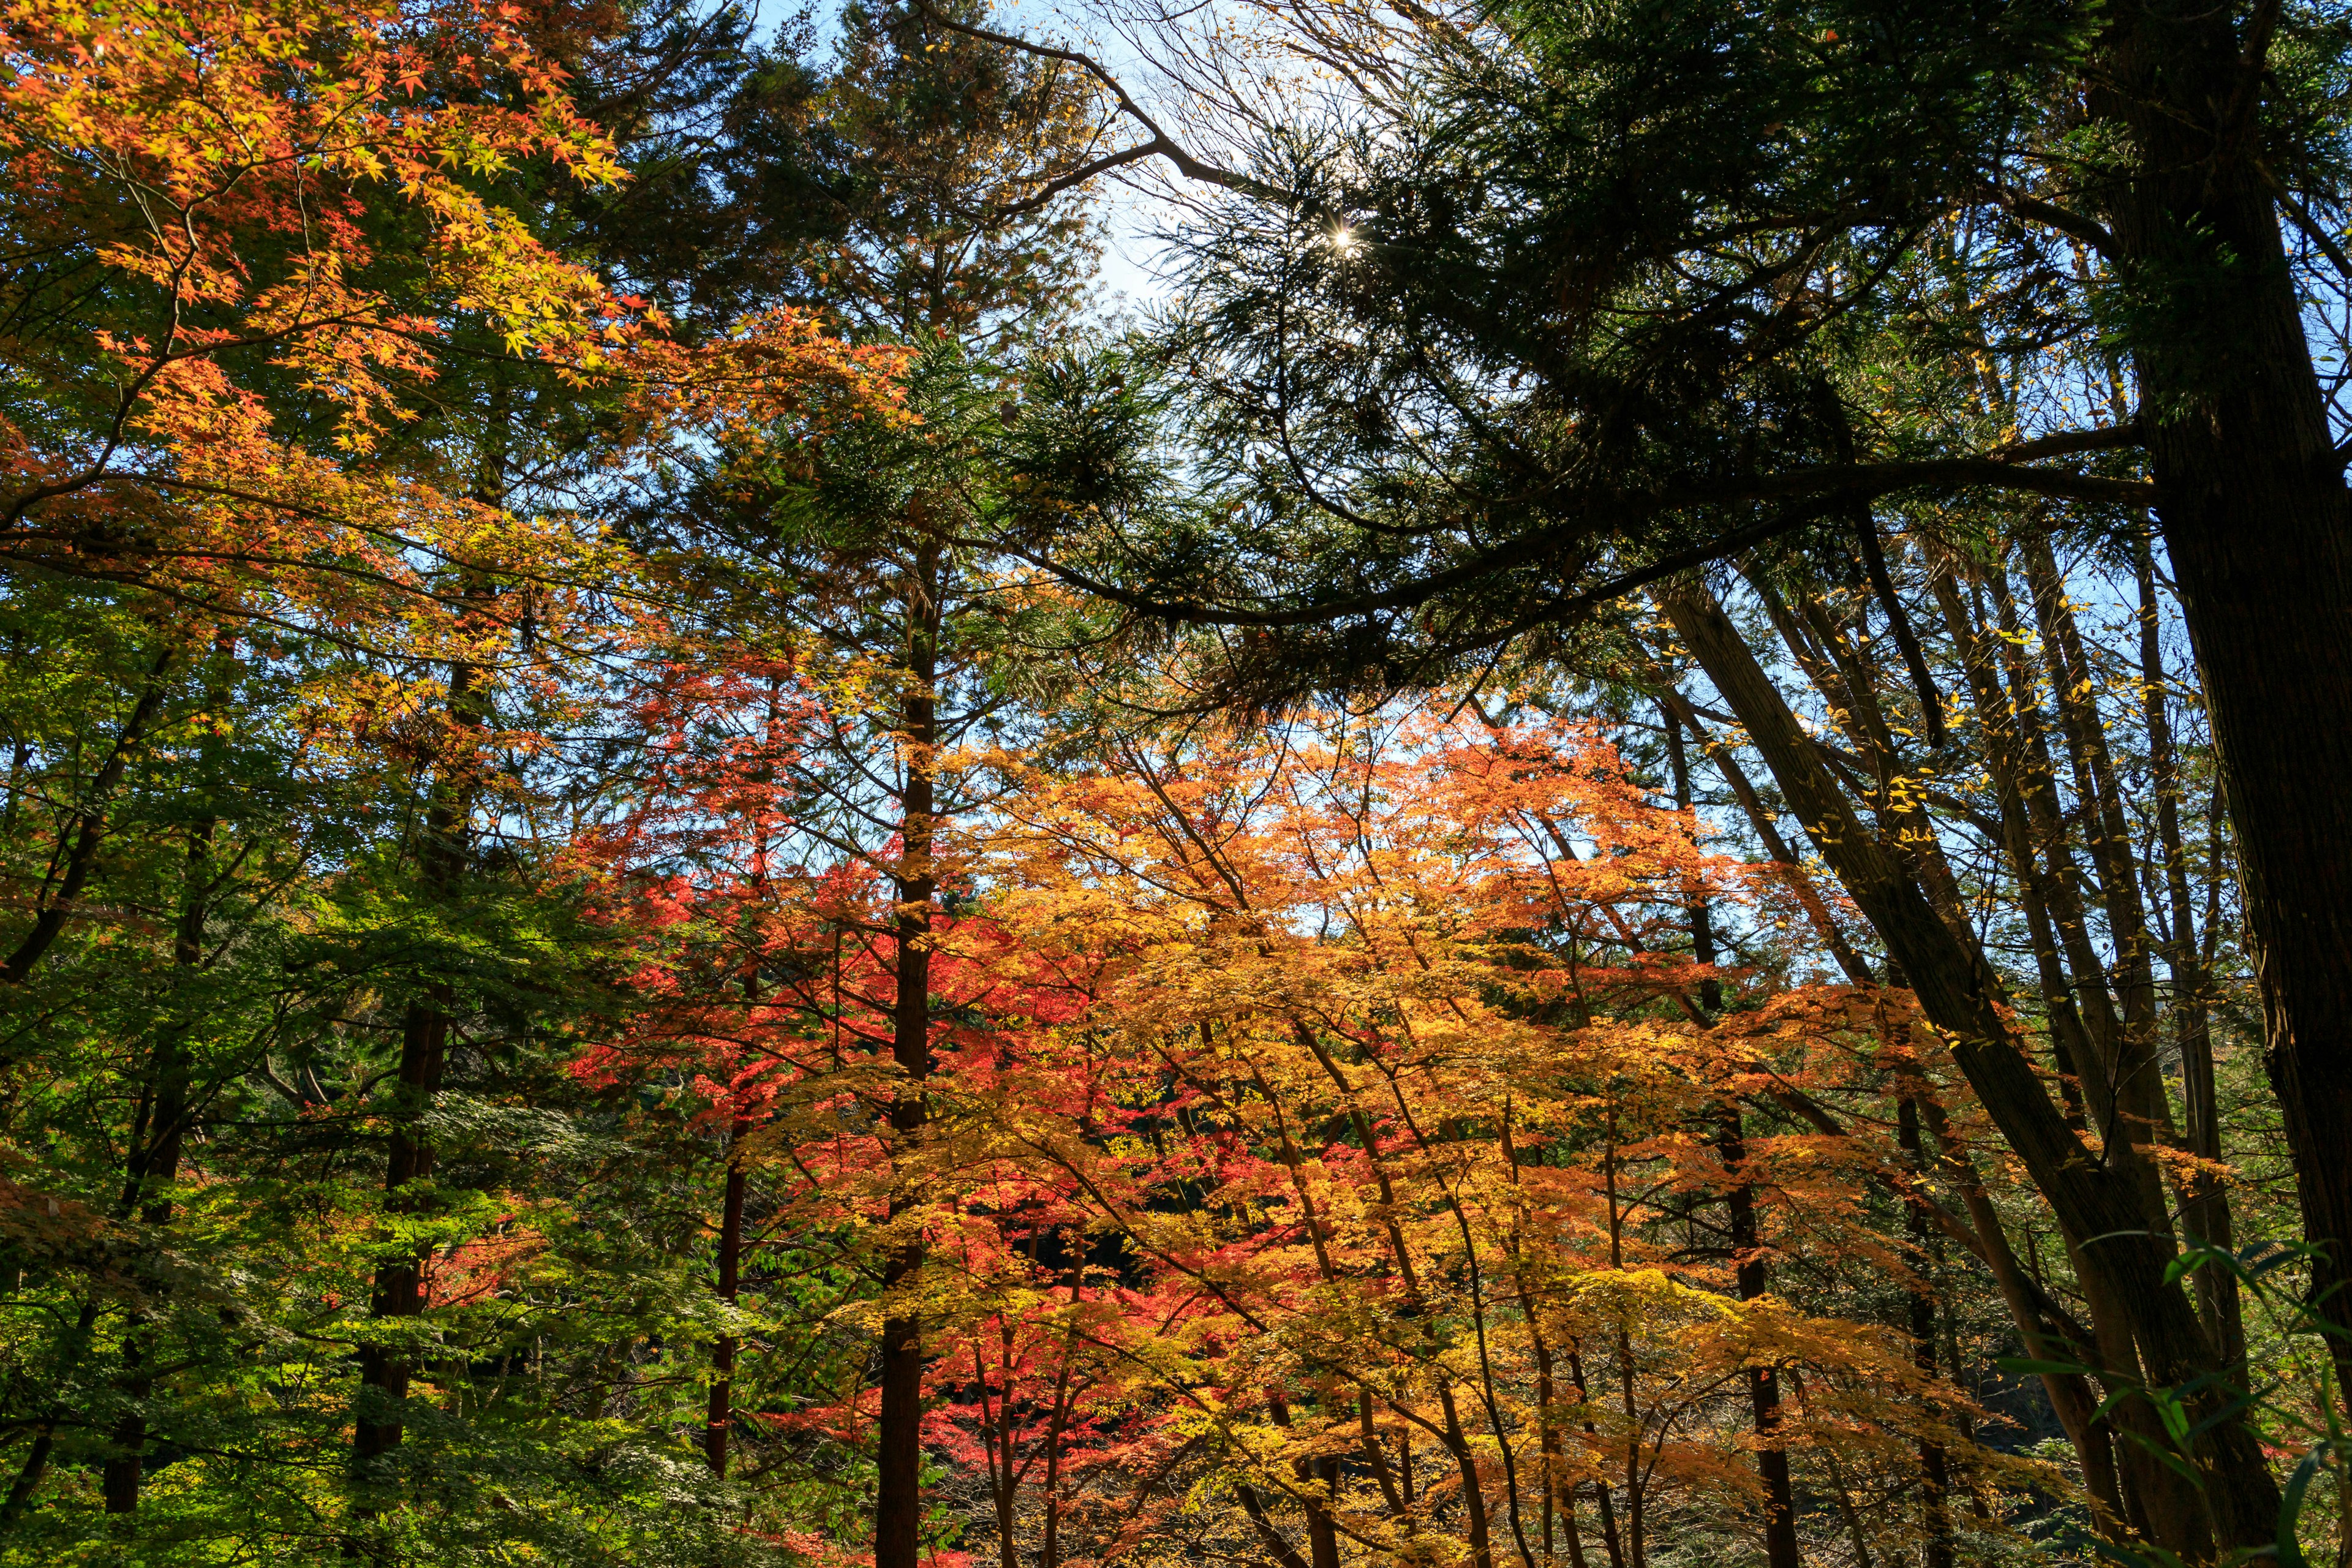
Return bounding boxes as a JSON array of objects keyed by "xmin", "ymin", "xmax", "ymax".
[{"xmin": 912, "ymin": 2, "xmax": 1289, "ymax": 216}]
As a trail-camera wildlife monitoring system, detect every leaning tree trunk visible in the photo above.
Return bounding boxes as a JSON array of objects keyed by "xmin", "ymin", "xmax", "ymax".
[{"xmin": 1660, "ymin": 579, "xmax": 2278, "ymax": 1560}]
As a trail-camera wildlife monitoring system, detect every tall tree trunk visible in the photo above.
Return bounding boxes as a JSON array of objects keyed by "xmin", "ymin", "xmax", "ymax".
[
  {"xmin": 2133, "ymin": 532, "xmax": 2243, "ymax": 1371},
  {"xmin": 1714, "ymin": 1103, "xmax": 1801, "ymax": 1568},
  {"xmin": 1268, "ymin": 1393, "xmax": 1343, "ymax": 1568},
  {"xmin": 1896, "ymin": 1098, "xmax": 1955, "ymax": 1568},
  {"xmin": 351, "ymin": 392, "xmax": 505, "ymax": 1528},
  {"xmin": 350, "ymin": 649, "xmax": 483, "ymax": 1513},
  {"xmin": 875, "ymin": 541, "xmax": 942, "ymax": 1568},
  {"xmin": 2093, "ymin": 2, "xmax": 2352, "ymax": 1421}
]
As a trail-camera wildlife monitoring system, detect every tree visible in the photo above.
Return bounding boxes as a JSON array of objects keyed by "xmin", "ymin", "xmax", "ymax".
[
  {"xmin": 971, "ymin": 701, "xmax": 2048, "ymax": 1568},
  {"xmin": 648, "ymin": 6, "xmax": 1124, "ymax": 1556},
  {"xmin": 935, "ymin": 2, "xmax": 2352, "ymax": 1553},
  {"xmin": 0, "ymin": 0, "xmax": 886, "ymax": 1555}
]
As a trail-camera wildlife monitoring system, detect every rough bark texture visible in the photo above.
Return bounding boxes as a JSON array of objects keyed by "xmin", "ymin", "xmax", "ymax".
[{"xmin": 2087, "ymin": 1, "xmax": 2352, "ymax": 1423}]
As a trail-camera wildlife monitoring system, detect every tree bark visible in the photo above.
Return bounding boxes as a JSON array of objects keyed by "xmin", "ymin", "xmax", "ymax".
[
  {"xmin": 2133, "ymin": 533, "xmax": 2242, "ymax": 1370},
  {"xmin": 1, "ymin": 644, "xmax": 174, "ymax": 986},
  {"xmin": 1896, "ymin": 1097, "xmax": 1954, "ymax": 1568},
  {"xmin": 101, "ymin": 807, "xmax": 215, "ymax": 1514},
  {"xmin": 351, "ymin": 653, "xmax": 481, "ymax": 1502},
  {"xmin": 705, "ymin": 1109, "xmax": 750, "ymax": 1477},
  {"xmin": 1664, "ymin": 708, "xmax": 1800, "ymax": 1568},
  {"xmin": 875, "ymin": 541, "xmax": 942, "ymax": 1568},
  {"xmin": 2092, "ymin": 1, "xmax": 2352, "ymax": 1426}
]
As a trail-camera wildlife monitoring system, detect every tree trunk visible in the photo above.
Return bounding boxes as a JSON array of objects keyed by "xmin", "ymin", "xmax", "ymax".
[
  {"xmin": 101, "ymin": 808, "xmax": 215, "ymax": 1514},
  {"xmin": 1897, "ymin": 1098, "xmax": 1955, "ymax": 1568},
  {"xmin": 1664, "ymin": 708, "xmax": 1800, "ymax": 1568},
  {"xmin": 352, "ymin": 652, "xmax": 481, "ymax": 1506},
  {"xmin": 875, "ymin": 542, "xmax": 942, "ymax": 1568},
  {"xmin": 705, "ymin": 1110, "xmax": 750, "ymax": 1477},
  {"xmin": 1, "ymin": 644, "xmax": 174, "ymax": 987},
  {"xmin": 2133, "ymin": 534, "xmax": 2243, "ymax": 1370},
  {"xmin": 2093, "ymin": 1, "xmax": 2352, "ymax": 1428}
]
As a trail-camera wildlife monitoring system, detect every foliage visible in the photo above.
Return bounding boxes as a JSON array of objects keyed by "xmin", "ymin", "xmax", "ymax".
[{"xmin": 0, "ymin": 1, "xmax": 2345, "ymax": 1566}]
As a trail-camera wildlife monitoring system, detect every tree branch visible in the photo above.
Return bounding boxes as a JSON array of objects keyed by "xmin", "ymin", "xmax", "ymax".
[
  {"xmin": 911, "ymin": 2, "xmax": 1287, "ymax": 216},
  {"xmin": 1000, "ymin": 450, "xmax": 2155, "ymax": 630}
]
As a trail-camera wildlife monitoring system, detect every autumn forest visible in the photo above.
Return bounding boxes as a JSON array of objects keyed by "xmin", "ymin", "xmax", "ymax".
[{"xmin": 4, "ymin": 1, "xmax": 2351, "ymax": 1565}]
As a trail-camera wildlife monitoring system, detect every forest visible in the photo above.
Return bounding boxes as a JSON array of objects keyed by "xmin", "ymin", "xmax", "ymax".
[{"xmin": 3, "ymin": 0, "xmax": 2351, "ymax": 1564}]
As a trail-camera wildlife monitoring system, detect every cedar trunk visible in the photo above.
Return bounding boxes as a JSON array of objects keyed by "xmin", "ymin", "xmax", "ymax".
[{"xmin": 2093, "ymin": 3, "xmax": 2352, "ymax": 1419}]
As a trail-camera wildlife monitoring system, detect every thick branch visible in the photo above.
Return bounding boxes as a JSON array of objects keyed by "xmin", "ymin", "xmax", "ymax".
[{"xmin": 1006, "ymin": 449, "xmax": 2155, "ymax": 631}]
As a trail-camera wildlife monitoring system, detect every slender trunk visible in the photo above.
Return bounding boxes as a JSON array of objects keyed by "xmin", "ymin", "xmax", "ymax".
[
  {"xmin": 875, "ymin": 543, "xmax": 941, "ymax": 1568},
  {"xmin": 982, "ymin": 1333, "xmax": 1014, "ymax": 1568},
  {"xmin": 2091, "ymin": 2, "xmax": 2352, "ymax": 1438},
  {"xmin": 1824, "ymin": 1447, "xmax": 1877, "ymax": 1568},
  {"xmin": 1600, "ymin": 1120, "xmax": 1644, "ymax": 1568},
  {"xmin": 1618, "ymin": 1330, "xmax": 1643, "ymax": 1568},
  {"xmin": 1665, "ymin": 709, "xmax": 1799, "ymax": 1568},
  {"xmin": 351, "ymin": 396, "xmax": 503, "ymax": 1522},
  {"xmin": 0, "ymin": 1428, "xmax": 53, "ymax": 1530},
  {"xmin": 1910, "ymin": 1095, "xmax": 2128, "ymax": 1539},
  {"xmin": 1440, "ymin": 1381, "xmax": 1501, "ymax": 1568},
  {"xmin": 1237, "ymin": 1481, "xmax": 1314, "ymax": 1568},
  {"xmin": 1897, "ymin": 1098, "xmax": 1954, "ymax": 1568},
  {"xmin": 1, "ymin": 644, "xmax": 174, "ymax": 986},
  {"xmin": 705, "ymin": 1109, "xmax": 750, "ymax": 1477},
  {"xmin": 351, "ymin": 999, "xmax": 452, "ymax": 1470},
  {"xmin": 352, "ymin": 662, "xmax": 476, "ymax": 1482},
  {"xmin": 1653, "ymin": 684, "xmax": 1874, "ymax": 985},
  {"xmin": 1928, "ymin": 569, "xmax": 2102, "ymax": 1127},
  {"xmin": 1989, "ymin": 562, "xmax": 2143, "ymax": 1148},
  {"xmin": 2018, "ymin": 537, "xmax": 2177, "ymax": 1166},
  {"xmin": 0, "ymin": 1299, "xmax": 99, "ymax": 1527},
  {"xmin": 1268, "ymin": 1393, "xmax": 1343, "ymax": 1568},
  {"xmin": 1039, "ymin": 1311, "xmax": 1078, "ymax": 1568},
  {"xmin": 1714, "ymin": 1106, "xmax": 1800, "ymax": 1568},
  {"xmin": 1754, "ymin": 575, "xmax": 1969, "ymax": 937},
  {"xmin": 2134, "ymin": 534, "xmax": 2242, "ymax": 1370},
  {"xmin": 1565, "ymin": 1346, "xmax": 1627, "ymax": 1568}
]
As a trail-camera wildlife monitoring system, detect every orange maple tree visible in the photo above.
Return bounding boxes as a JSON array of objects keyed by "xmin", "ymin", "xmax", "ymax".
[{"xmin": 0, "ymin": 0, "xmax": 891, "ymax": 655}]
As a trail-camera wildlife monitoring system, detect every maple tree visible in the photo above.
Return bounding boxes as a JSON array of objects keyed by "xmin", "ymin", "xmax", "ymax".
[{"xmin": 965, "ymin": 708, "xmax": 2050, "ymax": 1568}]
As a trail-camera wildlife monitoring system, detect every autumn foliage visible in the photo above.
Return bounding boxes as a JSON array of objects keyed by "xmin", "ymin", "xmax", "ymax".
[{"xmin": 0, "ymin": 1, "xmax": 2337, "ymax": 1566}]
